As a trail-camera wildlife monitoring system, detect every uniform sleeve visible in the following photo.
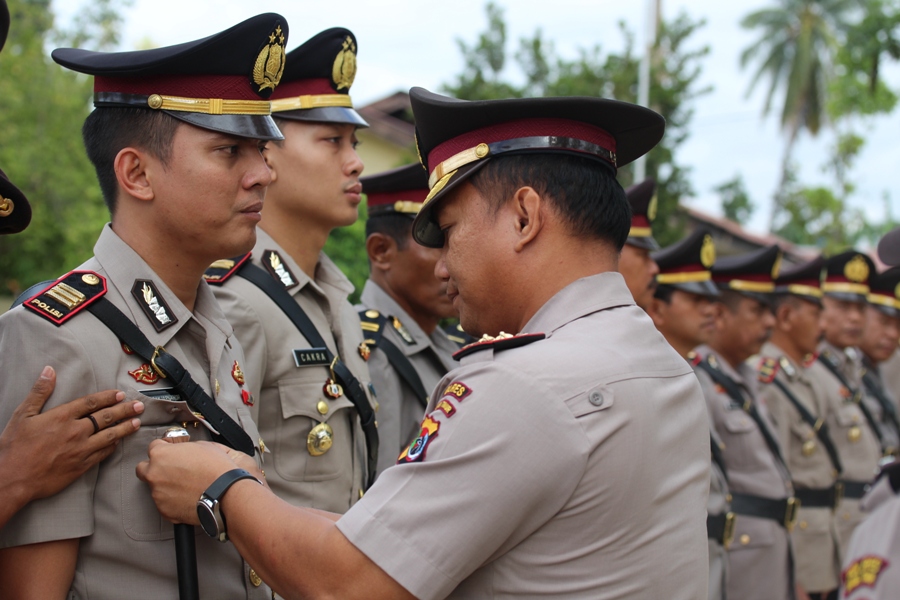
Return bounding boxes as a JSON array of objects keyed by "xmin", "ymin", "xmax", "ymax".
[
  {"xmin": 212, "ymin": 283, "xmax": 267, "ymax": 420},
  {"xmin": 0, "ymin": 309, "xmax": 101, "ymax": 547},
  {"xmin": 336, "ymin": 362, "xmax": 587, "ymax": 600}
]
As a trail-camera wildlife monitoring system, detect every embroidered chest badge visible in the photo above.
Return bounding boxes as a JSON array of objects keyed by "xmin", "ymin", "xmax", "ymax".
[
  {"xmin": 398, "ymin": 416, "xmax": 440, "ymax": 463},
  {"xmin": 262, "ymin": 250, "xmax": 298, "ymax": 289},
  {"xmin": 232, "ymin": 360, "xmax": 245, "ymax": 385},
  {"xmin": 129, "ymin": 363, "xmax": 160, "ymax": 385},
  {"xmin": 132, "ymin": 280, "xmax": 177, "ymax": 332},
  {"xmin": 842, "ymin": 555, "xmax": 888, "ymax": 594}
]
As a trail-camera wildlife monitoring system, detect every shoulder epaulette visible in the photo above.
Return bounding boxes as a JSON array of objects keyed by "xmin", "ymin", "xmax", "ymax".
[
  {"xmin": 757, "ymin": 357, "xmax": 779, "ymax": 384},
  {"xmin": 203, "ymin": 253, "xmax": 251, "ymax": 285},
  {"xmin": 23, "ymin": 270, "xmax": 107, "ymax": 326},
  {"xmin": 687, "ymin": 351, "xmax": 702, "ymax": 367},
  {"xmin": 802, "ymin": 352, "xmax": 818, "ymax": 368},
  {"xmin": 444, "ymin": 322, "xmax": 475, "ymax": 348},
  {"xmin": 453, "ymin": 332, "xmax": 546, "ymax": 361},
  {"xmin": 358, "ymin": 308, "xmax": 388, "ymax": 349}
]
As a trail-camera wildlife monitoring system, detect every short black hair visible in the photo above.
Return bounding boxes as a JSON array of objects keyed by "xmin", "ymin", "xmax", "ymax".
[
  {"xmin": 468, "ymin": 154, "xmax": 631, "ymax": 250},
  {"xmin": 366, "ymin": 213, "xmax": 413, "ymax": 250},
  {"xmin": 654, "ymin": 285, "xmax": 675, "ymax": 303},
  {"xmin": 82, "ymin": 108, "xmax": 180, "ymax": 213}
]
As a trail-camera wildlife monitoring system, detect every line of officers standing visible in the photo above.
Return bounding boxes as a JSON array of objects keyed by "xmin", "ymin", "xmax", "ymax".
[{"xmin": 620, "ymin": 179, "xmax": 900, "ymax": 600}]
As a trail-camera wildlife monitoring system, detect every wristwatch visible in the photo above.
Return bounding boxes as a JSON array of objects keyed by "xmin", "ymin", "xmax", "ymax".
[{"xmin": 197, "ymin": 468, "xmax": 261, "ymax": 542}]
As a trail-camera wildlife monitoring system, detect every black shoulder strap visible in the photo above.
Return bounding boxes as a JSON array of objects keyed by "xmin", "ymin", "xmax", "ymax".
[
  {"xmin": 697, "ymin": 357, "xmax": 789, "ymax": 472},
  {"xmin": 238, "ymin": 263, "xmax": 378, "ymax": 488},
  {"xmin": 862, "ymin": 370, "xmax": 900, "ymax": 440},
  {"xmin": 86, "ymin": 298, "xmax": 255, "ymax": 456},
  {"xmin": 710, "ymin": 434, "xmax": 728, "ymax": 482},
  {"xmin": 818, "ymin": 354, "xmax": 886, "ymax": 451},
  {"xmin": 359, "ymin": 310, "xmax": 429, "ymax": 408},
  {"xmin": 770, "ymin": 376, "xmax": 844, "ymax": 475}
]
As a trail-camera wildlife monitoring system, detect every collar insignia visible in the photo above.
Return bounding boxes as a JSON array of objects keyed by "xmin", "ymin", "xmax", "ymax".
[
  {"xmin": 452, "ymin": 332, "xmax": 546, "ymax": 361},
  {"xmin": 392, "ymin": 316, "xmax": 416, "ymax": 346},
  {"xmin": 332, "ymin": 35, "xmax": 357, "ymax": 91},
  {"xmin": 132, "ymin": 280, "xmax": 177, "ymax": 332},
  {"xmin": 778, "ymin": 356, "xmax": 797, "ymax": 379},
  {"xmin": 253, "ymin": 24, "xmax": 286, "ymax": 97},
  {"xmin": 262, "ymin": 250, "xmax": 298, "ymax": 289},
  {"xmin": 232, "ymin": 360, "xmax": 245, "ymax": 385}
]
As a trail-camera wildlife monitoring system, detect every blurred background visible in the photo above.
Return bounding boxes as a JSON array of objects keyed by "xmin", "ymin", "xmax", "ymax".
[{"xmin": 2, "ymin": 0, "xmax": 899, "ymax": 305}]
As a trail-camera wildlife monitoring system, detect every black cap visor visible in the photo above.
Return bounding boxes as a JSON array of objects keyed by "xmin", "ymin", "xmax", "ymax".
[
  {"xmin": 870, "ymin": 302, "xmax": 900, "ymax": 319},
  {"xmin": 273, "ymin": 106, "xmax": 368, "ymax": 128},
  {"xmin": 0, "ymin": 168, "xmax": 32, "ymax": 235},
  {"xmin": 626, "ymin": 235, "xmax": 660, "ymax": 251},
  {"xmin": 664, "ymin": 279, "xmax": 720, "ymax": 298},
  {"xmin": 167, "ymin": 112, "xmax": 284, "ymax": 141},
  {"xmin": 824, "ymin": 291, "xmax": 868, "ymax": 305}
]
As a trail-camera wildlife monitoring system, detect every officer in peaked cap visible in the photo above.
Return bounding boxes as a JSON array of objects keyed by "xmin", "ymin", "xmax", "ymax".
[
  {"xmin": 0, "ymin": 13, "xmax": 287, "ymax": 599},
  {"xmin": 692, "ymin": 245, "xmax": 797, "ymax": 600},
  {"xmin": 356, "ymin": 163, "xmax": 459, "ymax": 476},
  {"xmin": 858, "ymin": 268, "xmax": 900, "ymax": 455},
  {"xmin": 811, "ymin": 249, "xmax": 883, "ymax": 559},
  {"xmin": 645, "ymin": 227, "xmax": 730, "ymax": 600},
  {"xmin": 205, "ymin": 26, "xmax": 378, "ymax": 513},
  {"xmin": 757, "ymin": 256, "xmax": 844, "ymax": 599},
  {"xmin": 619, "ymin": 178, "xmax": 661, "ymax": 310},
  {"xmin": 138, "ymin": 88, "xmax": 711, "ymax": 599}
]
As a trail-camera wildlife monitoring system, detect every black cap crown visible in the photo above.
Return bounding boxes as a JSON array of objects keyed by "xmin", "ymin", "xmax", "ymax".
[
  {"xmin": 712, "ymin": 244, "xmax": 782, "ymax": 304},
  {"xmin": 878, "ymin": 227, "xmax": 900, "ymax": 267},
  {"xmin": 774, "ymin": 256, "xmax": 824, "ymax": 304},
  {"xmin": 822, "ymin": 250, "xmax": 874, "ymax": 303},
  {"xmin": 1, "ymin": 0, "xmax": 9, "ymax": 53},
  {"xmin": 625, "ymin": 178, "xmax": 659, "ymax": 250},
  {"xmin": 868, "ymin": 266, "xmax": 900, "ymax": 317},
  {"xmin": 653, "ymin": 228, "xmax": 718, "ymax": 298},
  {"xmin": 408, "ymin": 87, "xmax": 665, "ymax": 247},
  {"xmin": 270, "ymin": 28, "xmax": 367, "ymax": 127},
  {"xmin": 52, "ymin": 13, "xmax": 288, "ymax": 140},
  {"xmin": 362, "ymin": 164, "xmax": 429, "ymax": 217}
]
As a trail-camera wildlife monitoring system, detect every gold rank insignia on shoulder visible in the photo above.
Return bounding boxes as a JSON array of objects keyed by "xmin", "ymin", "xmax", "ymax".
[
  {"xmin": 203, "ymin": 253, "xmax": 251, "ymax": 285},
  {"xmin": 452, "ymin": 332, "xmax": 546, "ymax": 361},
  {"xmin": 262, "ymin": 250, "xmax": 298, "ymax": 289},
  {"xmin": 132, "ymin": 280, "xmax": 178, "ymax": 333},
  {"xmin": 332, "ymin": 35, "xmax": 357, "ymax": 90},
  {"xmin": 253, "ymin": 25, "xmax": 286, "ymax": 96},
  {"xmin": 24, "ymin": 270, "xmax": 107, "ymax": 326},
  {"xmin": 757, "ymin": 357, "xmax": 779, "ymax": 384}
]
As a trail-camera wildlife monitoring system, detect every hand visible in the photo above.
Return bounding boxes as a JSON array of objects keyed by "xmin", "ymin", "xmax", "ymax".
[
  {"xmin": 136, "ymin": 439, "xmax": 240, "ymax": 525},
  {"xmin": 0, "ymin": 366, "xmax": 143, "ymax": 504}
]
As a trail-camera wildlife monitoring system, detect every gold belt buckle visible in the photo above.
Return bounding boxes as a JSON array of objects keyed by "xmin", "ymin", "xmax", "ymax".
[
  {"xmin": 722, "ymin": 512, "xmax": 736, "ymax": 549},
  {"xmin": 784, "ymin": 497, "xmax": 800, "ymax": 531},
  {"xmin": 833, "ymin": 482, "xmax": 844, "ymax": 510},
  {"xmin": 150, "ymin": 346, "xmax": 169, "ymax": 379}
]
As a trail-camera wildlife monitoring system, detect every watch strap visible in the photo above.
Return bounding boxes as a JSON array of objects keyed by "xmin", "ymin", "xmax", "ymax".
[{"xmin": 204, "ymin": 468, "xmax": 260, "ymax": 502}]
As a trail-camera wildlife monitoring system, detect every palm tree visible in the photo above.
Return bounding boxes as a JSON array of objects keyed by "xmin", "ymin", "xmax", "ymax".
[{"xmin": 740, "ymin": 0, "xmax": 855, "ymax": 231}]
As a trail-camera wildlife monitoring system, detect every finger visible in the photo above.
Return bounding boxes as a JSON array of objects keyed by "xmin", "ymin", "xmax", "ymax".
[
  {"xmin": 12, "ymin": 366, "xmax": 56, "ymax": 419},
  {"xmin": 64, "ymin": 389, "xmax": 126, "ymax": 420},
  {"xmin": 87, "ymin": 400, "xmax": 144, "ymax": 435},
  {"xmin": 135, "ymin": 458, "xmax": 150, "ymax": 482},
  {"xmin": 146, "ymin": 437, "xmax": 169, "ymax": 457},
  {"xmin": 82, "ymin": 417, "xmax": 141, "ymax": 454}
]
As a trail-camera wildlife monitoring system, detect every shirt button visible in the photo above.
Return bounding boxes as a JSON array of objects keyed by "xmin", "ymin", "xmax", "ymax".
[
  {"xmin": 316, "ymin": 401, "xmax": 329, "ymax": 415},
  {"xmin": 739, "ymin": 534, "xmax": 750, "ymax": 545},
  {"xmin": 589, "ymin": 391, "xmax": 603, "ymax": 406}
]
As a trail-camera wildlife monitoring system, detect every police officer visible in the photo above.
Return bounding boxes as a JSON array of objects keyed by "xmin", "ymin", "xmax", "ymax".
[
  {"xmin": 692, "ymin": 245, "xmax": 796, "ymax": 600},
  {"xmin": 0, "ymin": 14, "xmax": 285, "ymax": 598},
  {"xmin": 357, "ymin": 164, "xmax": 459, "ymax": 474},
  {"xmin": 619, "ymin": 177, "xmax": 660, "ymax": 310},
  {"xmin": 812, "ymin": 251, "xmax": 884, "ymax": 558},
  {"xmin": 204, "ymin": 28, "xmax": 378, "ymax": 509},
  {"xmin": 756, "ymin": 257, "xmax": 842, "ymax": 600},
  {"xmin": 0, "ymin": 0, "xmax": 143, "ymax": 532},
  {"xmin": 858, "ymin": 267, "xmax": 900, "ymax": 455},
  {"xmin": 647, "ymin": 227, "xmax": 730, "ymax": 600},
  {"xmin": 139, "ymin": 87, "xmax": 710, "ymax": 599}
]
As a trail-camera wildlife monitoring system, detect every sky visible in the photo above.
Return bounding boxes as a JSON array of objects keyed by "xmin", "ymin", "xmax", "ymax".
[{"xmin": 53, "ymin": 0, "xmax": 900, "ymax": 244}]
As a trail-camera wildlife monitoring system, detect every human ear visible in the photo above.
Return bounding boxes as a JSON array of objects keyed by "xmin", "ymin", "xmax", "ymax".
[
  {"xmin": 113, "ymin": 148, "xmax": 154, "ymax": 202},
  {"xmin": 512, "ymin": 186, "xmax": 543, "ymax": 253},
  {"xmin": 366, "ymin": 233, "xmax": 396, "ymax": 272}
]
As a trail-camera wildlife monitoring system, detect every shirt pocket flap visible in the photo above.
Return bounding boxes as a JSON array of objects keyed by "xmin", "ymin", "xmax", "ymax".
[
  {"xmin": 723, "ymin": 410, "xmax": 756, "ymax": 434},
  {"xmin": 278, "ymin": 374, "xmax": 354, "ymax": 422},
  {"xmin": 566, "ymin": 385, "xmax": 615, "ymax": 418}
]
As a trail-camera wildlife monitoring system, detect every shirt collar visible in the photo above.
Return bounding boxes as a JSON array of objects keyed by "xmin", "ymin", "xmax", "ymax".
[
  {"xmin": 523, "ymin": 272, "xmax": 635, "ymax": 336},
  {"xmin": 252, "ymin": 228, "xmax": 355, "ymax": 298},
  {"xmin": 360, "ymin": 279, "xmax": 435, "ymax": 356}
]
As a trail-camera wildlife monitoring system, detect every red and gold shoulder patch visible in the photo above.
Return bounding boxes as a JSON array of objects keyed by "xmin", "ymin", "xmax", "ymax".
[
  {"xmin": 453, "ymin": 332, "xmax": 545, "ymax": 361},
  {"xmin": 435, "ymin": 399, "xmax": 456, "ymax": 417},
  {"xmin": 687, "ymin": 351, "xmax": 702, "ymax": 367},
  {"xmin": 203, "ymin": 253, "xmax": 251, "ymax": 285},
  {"xmin": 398, "ymin": 416, "xmax": 440, "ymax": 463},
  {"xmin": 442, "ymin": 381, "xmax": 473, "ymax": 402},
  {"xmin": 23, "ymin": 271, "xmax": 107, "ymax": 326},
  {"xmin": 802, "ymin": 352, "xmax": 818, "ymax": 368},
  {"xmin": 757, "ymin": 357, "xmax": 779, "ymax": 384},
  {"xmin": 842, "ymin": 555, "xmax": 888, "ymax": 595}
]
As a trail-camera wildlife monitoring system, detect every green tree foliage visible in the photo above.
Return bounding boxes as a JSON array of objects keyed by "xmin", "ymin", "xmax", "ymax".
[
  {"xmin": 714, "ymin": 175, "xmax": 755, "ymax": 223},
  {"xmin": 0, "ymin": 0, "xmax": 129, "ymax": 297},
  {"xmin": 442, "ymin": 3, "xmax": 711, "ymax": 247}
]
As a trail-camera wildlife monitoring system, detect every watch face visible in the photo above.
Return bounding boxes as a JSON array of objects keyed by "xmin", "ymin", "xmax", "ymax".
[{"xmin": 197, "ymin": 500, "xmax": 219, "ymax": 538}]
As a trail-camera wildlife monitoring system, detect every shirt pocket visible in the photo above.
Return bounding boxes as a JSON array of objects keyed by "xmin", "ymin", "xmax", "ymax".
[
  {"xmin": 719, "ymin": 409, "xmax": 760, "ymax": 472},
  {"xmin": 275, "ymin": 372, "xmax": 357, "ymax": 482}
]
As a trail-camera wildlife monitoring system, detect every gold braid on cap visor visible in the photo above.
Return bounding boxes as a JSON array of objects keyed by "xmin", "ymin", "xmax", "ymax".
[
  {"xmin": 725, "ymin": 280, "xmax": 775, "ymax": 293},
  {"xmin": 94, "ymin": 92, "xmax": 272, "ymax": 115},
  {"xmin": 778, "ymin": 284, "xmax": 823, "ymax": 298},
  {"xmin": 271, "ymin": 94, "xmax": 354, "ymax": 112},
  {"xmin": 822, "ymin": 282, "xmax": 869, "ymax": 295},
  {"xmin": 867, "ymin": 293, "xmax": 900, "ymax": 310},
  {"xmin": 656, "ymin": 271, "xmax": 712, "ymax": 284}
]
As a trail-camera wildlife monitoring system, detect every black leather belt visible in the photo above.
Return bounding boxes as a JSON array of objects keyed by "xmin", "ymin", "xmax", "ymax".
[
  {"xmin": 840, "ymin": 480, "xmax": 869, "ymax": 499},
  {"xmin": 794, "ymin": 484, "xmax": 843, "ymax": 509},
  {"xmin": 707, "ymin": 511, "xmax": 736, "ymax": 548},
  {"xmin": 730, "ymin": 492, "xmax": 800, "ymax": 530}
]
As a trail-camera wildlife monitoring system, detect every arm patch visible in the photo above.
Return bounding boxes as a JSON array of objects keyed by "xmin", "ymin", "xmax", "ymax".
[{"xmin": 23, "ymin": 270, "xmax": 107, "ymax": 326}]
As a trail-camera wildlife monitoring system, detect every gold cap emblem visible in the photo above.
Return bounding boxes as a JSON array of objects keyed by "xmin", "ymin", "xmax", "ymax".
[
  {"xmin": 772, "ymin": 251, "xmax": 783, "ymax": 279},
  {"xmin": 647, "ymin": 192, "xmax": 658, "ymax": 222},
  {"xmin": 845, "ymin": 255, "xmax": 870, "ymax": 283},
  {"xmin": 332, "ymin": 35, "xmax": 357, "ymax": 91},
  {"xmin": 0, "ymin": 195, "xmax": 12, "ymax": 217},
  {"xmin": 700, "ymin": 234, "xmax": 716, "ymax": 269},
  {"xmin": 894, "ymin": 282, "xmax": 900, "ymax": 299},
  {"xmin": 253, "ymin": 25, "xmax": 286, "ymax": 96}
]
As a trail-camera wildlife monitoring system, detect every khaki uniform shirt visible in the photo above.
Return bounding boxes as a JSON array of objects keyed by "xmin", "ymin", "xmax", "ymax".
[
  {"xmin": 0, "ymin": 226, "xmax": 268, "ymax": 599},
  {"xmin": 840, "ymin": 467, "xmax": 900, "ymax": 600},
  {"xmin": 358, "ymin": 279, "xmax": 457, "ymax": 474},
  {"xmin": 708, "ymin": 424, "xmax": 730, "ymax": 600},
  {"xmin": 694, "ymin": 345, "xmax": 794, "ymax": 600},
  {"xmin": 878, "ymin": 348, "xmax": 900, "ymax": 411},
  {"xmin": 338, "ymin": 273, "xmax": 710, "ymax": 599},
  {"xmin": 757, "ymin": 342, "xmax": 841, "ymax": 593},
  {"xmin": 815, "ymin": 341, "xmax": 883, "ymax": 558},
  {"xmin": 211, "ymin": 229, "xmax": 374, "ymax": 512},
  {"xmin": 861, "ymin": 355, "xmax": 900, "ymax": 454}
]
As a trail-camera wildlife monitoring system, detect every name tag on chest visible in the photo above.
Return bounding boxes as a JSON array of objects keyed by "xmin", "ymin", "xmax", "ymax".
[{"xmin": 293, "ymin": 348, "xmax": 331, "ymax": 367}]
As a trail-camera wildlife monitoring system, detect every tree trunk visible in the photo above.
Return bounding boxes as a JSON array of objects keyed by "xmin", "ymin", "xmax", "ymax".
[{"xmin": 769, "ymin": 120, "xmax": 800, "ymax": 233}]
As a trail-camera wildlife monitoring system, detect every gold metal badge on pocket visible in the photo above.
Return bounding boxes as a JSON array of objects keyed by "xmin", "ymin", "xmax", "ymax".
[
  {"xmin": 848, "ymin": 426, "xmax": 861, "ymax": 443},
  {"xmin": 308, "ymin": 422, "xmax": 334, "ymax": 456},
  {"xmin": 802, "ymin": 439, "xmax": 816, "ymax": 456}
]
